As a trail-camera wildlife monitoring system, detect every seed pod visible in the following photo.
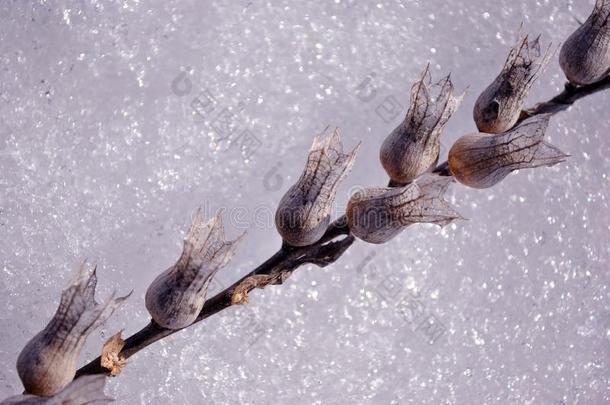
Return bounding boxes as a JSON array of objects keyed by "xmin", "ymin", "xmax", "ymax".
[
  {"xmin": 346, "ymin": 173, "xmax": 462, "ymax": 244},
  {"xmin": 448, "ymin": 114, "xmax": 568, "ymax": 189},
  {"xmin": 474, "ymin": 34, "xmax": 551, "ymax": 133},
  {"xmin": 380, "ymin": 65, "xmax": 463, "ymax": 185},
  {"xmin": 16, "ymin": 264, "xmax": 128, "ymax": 396},
  {"xmin": 145, "ymin": 208, "xmax": 242, "ymax": 330},
  {"xmin": 1, "ymin": 375, "xmax": 112, "ymax": 405},
  {"xmin": 275, "ymin": 127, "xmax": 359, "ymax": 246},
  {"xmin": 559, "ymin": 0, "xmax": 610, "ymax": 85}
]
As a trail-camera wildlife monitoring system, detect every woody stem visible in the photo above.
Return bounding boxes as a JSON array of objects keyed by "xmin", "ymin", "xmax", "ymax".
[{"xmin": 74, "ymin": 75, "xmax": 609, "ymax": 378}]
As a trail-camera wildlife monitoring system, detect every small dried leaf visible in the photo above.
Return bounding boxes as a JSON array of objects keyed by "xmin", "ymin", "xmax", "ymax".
[
  {"xmin": 231, "ymin": 273, "xmax": 291, "ymax": 305},
  {"xmin": 449, "ymin": 114, "xmax": 569, "ymax": 189},
  {"xmin": 560, "ymin": 0, "xmax": 610, "ymax": 85},
  {"xmin": 275, "ymin": 127, "xmax": 359, "ymax": 246},
  {"xmin": 380, "ymin": 65, "xmax": 463, "ymax": 184},
  {"xmin": 146, "ymin": 209, "xmax": 243, "ymax": 330},
  {"xmin": 474, "ymin": 33, "xmax": 552, "ymax": 133},
  {"xmin": 101, "ymin": 331, "xmax": 126, "ymax": 376}
]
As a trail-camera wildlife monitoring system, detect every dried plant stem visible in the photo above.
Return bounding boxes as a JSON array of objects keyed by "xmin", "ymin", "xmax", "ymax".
[
  {"xmin": 433, "ymin": 76, "xmax": 610, "ymax": 177},
  {"xmin": 75, "ymin": 218, "xmax": 352, "ymax": 377},
  {"xmin": 74, "ymin": 75, "xmax": 608, "ymax": 378},
  {"xmin": 518, "ymin": 75, "xmax": 610, "ymax": 121}
]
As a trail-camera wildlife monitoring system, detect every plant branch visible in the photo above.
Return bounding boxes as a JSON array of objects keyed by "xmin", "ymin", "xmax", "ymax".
[
  {"xmin": 75, "ymin": 75, "xmax": 609, "ymax": 379},
  {"xmin": 75, "ymin": 217, "xmax": 352, "ymax": 377},
  {"xmin": 519, "ymin": 75, "xmax": 610, "ymax": 122},
  {"xmin": 432, "ymin": 76, "xmax": 610, "ymax": 177}
]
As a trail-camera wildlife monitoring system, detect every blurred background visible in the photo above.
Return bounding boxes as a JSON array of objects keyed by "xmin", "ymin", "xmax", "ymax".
[{"xmin": 0, "ymin": 0, "xmax": 608, "ymax": 403}]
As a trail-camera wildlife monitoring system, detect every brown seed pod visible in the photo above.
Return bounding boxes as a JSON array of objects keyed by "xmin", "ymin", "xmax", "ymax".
[
  {"xmin": 560, "ymin": 0, "xmax": 610, "ymax": 85},
  {"xmin": 448, "ymin": 115, "xmax": 568, "ymax": 189},
  {"xmin": 16, "ymin": 264, "xmax": 129, "ymax": 396},
  {"xmin": 380, "ymin": 65, "xmax": 463, "ymax": 185},
  {"xmin": 474, "ymin": 34, "xmax": 551, "ymax": 134},
  {"xmin": 346, "ymin": 173, "xmax": 462, "ymax": 244},
  {"xmin": 1, "ymin": 375, "xmax": 113, "ymax": 404},
  {"xmin": 275, "ymin": 127, "xmax": 359, "ymax": 246},
  {"xmin": 145, "ymin": 209, "xmax": 243, "ymax": 330}
]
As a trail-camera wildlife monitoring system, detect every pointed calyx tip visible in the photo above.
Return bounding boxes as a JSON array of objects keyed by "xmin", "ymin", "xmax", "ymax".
[
  {"xmin": 275, "ymin": 127, "xmax": 358, "ymax": 247},
  {"xmin": 145, "ymin": 209, "xmax": 242, "ymax": 330},
  {"xmin": 474, "ymin": 32, "xmax": 552, "ymax": 134},
  {"xmin": 380, "ymin": 65, "xmax": 462, "ymax": 185}
]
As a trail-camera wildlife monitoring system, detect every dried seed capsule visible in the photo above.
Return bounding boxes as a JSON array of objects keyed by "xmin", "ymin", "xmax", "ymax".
[
  {"xmin": 145, "ymin": 209, "xmax": 242, "ymax": 330},
  {"xmin": 16, "ymin": 265, "xmax": 128, "ymax": 396},
  {"xmin": 380, "ymin": 65, "xmax": 463, "ymax": 185},
  {"xmin": 474, "ymin": 34, "xmax": 551, "ymax": 133},
  {"xmin": 275, "ymin": 127, "xmax": 359, "ymax": 246},
  {"xmin": 1, "ymin": 375, "xmax": 112, "ymax": 405},
  {"xmin": 560, "ymin": 0, "xmax": 610, "ymax": 85},
  {"xmin": 346, "ymin": 174, "xmax": 462, "ymax": 244},
  {"xmin": 448, "ymin": 114, "xmax": 568, "ymax": 189}
]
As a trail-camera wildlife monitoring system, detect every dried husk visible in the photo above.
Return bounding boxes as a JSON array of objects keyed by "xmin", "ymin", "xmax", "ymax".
[
  {"xmin": 449, "ymin": 115, "xmax": 568, "ymax": 189},
  {"xmin": 16, "ymin": 264, "xmax": 128, "ymax": 396},
  {"xmin": 380, "ymin": 65, "xmax": 463, "ymax": 185},
  {"xmin": 275, "ymin": 127, "xmax": 359, "ymax": 246},
  {"xmin": 145, "ymin": 209, "xmax": 243, "ymax": 330},
  {"xmin": 474, "ymin": 34, "xmax": 551, "ymax": 133},
  {"xmin": 559, "ymin": 0, "xmax": 610, "ymax": 85},
  {"xmin": 346, "ymin": 174, "xmax": 462, "ymax": 244}
]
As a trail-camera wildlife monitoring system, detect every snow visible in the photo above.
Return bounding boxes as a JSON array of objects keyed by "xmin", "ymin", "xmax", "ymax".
[{"xmin": 0, "ymin": 1, "xmax": 608, "ymax": 404}]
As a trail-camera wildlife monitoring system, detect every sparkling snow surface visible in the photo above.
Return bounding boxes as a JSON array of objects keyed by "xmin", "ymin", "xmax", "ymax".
[{"xmin": 0, "ymin": 1, "xmax": 608, "ymax": 404}]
